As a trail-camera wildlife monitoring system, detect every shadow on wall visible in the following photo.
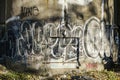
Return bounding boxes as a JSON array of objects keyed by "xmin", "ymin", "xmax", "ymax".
[
  {"xmin": 67, "ymin": 2, "xmax": 98, "ymax": 22},
  {"xmin": 104, "ymin": 0, "xmax": 111, "ymax": 24},
  {"xmin": 0, "ymin": 26, "xmax": 6, "ymax": 58}
]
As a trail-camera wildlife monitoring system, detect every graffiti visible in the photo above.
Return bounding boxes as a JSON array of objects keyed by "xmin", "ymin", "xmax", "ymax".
[
  {"xmin": 83, "ymin": 17, "xmax": 101, "ymax": 58},
  {"xmin": 6, "ymin": 20, "xmax": 84, "ymax": 62},
  {"xmin": 0, "ymin": 0, "xmax": 118, "ymax": 70},
  {"xmin": 21, "ymin": 6, "xmax": 39, "ymax": 17},
  {"xmin": 58, "ymin": 0, "xmax": 93, "ymax": 6},
  {"xmin": 86, "ymin": 63, "xmax": 98, "ymax": 69},
  {"xmin": 4, "ymin": 16, "xmax": 118, "ymax": 67},
  {"xmin": 0, "ymin": 15, "xmax": 116, "ymax": 70}
]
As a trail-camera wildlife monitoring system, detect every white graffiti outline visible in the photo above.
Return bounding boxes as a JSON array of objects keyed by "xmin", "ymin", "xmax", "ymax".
[{"xmin": 83, "ymin": 17, "xmax": 101, "ymax": 58}]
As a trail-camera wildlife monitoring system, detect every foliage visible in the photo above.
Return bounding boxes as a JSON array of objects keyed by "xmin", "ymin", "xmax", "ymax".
[{"xmin": 0, "ymin": 66, "xmax": 120, "ymax": 80}]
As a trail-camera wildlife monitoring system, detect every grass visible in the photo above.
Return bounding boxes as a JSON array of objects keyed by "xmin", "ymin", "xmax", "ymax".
[
  {"xmin": 86, "ymin": 70, "xmax": 119, "ymax": 80},
  {"xmin": 0, "ymin": 65, "xmax": 120, "ymax": 80}
]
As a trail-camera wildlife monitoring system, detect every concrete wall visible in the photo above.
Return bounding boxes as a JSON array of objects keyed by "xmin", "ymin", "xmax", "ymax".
[
  {"xmin": 0, "ymin": 0, "xmax": 118, "ymax": 72},
  {"xmin": 10, "ymin": 0, "xmax": 113, "ymax": 23}
]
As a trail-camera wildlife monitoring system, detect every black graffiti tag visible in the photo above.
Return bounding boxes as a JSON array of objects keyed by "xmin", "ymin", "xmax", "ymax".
[{"xmin": 21, "ymin": 6, "xmax": 39, "ymax": 17}]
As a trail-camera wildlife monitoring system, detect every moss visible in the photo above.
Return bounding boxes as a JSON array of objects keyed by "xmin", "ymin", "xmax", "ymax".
[
  {"xmin": 85, "ymin": 70, "xmax": 119, "ymax": 80},
  {"xmin": 0, "ymin": 67, "xmax": 120, "ymax": 80},
  {"xmin": 0, "ymin": 71, "xmax": 35, "ymax": 80}
]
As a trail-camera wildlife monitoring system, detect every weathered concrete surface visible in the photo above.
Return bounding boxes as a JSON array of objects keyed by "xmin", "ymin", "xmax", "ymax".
[
  {"xmin": 11, "ymin": 0, "xmax": 113, "ymax": 24},
  {"xmin": 0, "ymin": 0, "xmax": 118, "ymax": 72}
]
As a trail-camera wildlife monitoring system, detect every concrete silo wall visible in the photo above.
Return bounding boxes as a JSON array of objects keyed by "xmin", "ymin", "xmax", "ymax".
[
  {"xmin": 11, "ymin": 0, "xmax": 113, "ymax": 23},
  {"xmin": 0, "ymin": 0, "xmax": 118, "ymax": 72}
]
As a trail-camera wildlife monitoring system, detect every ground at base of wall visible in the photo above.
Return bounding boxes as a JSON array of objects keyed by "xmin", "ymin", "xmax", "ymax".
[{"xmin": 0, "ymin": 64, "xmax": 120, "ymax": 80}]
